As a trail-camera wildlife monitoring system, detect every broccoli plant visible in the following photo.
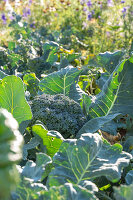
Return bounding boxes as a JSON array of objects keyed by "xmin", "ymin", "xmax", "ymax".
[{"xmin": 30, "ymin": 94, "xmax": 87, "ymax": 138}]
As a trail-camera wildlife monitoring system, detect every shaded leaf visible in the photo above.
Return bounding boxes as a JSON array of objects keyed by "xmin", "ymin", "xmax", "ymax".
[
  {"xmin": 114, "ymin": 184, "xmax": 133, "ymax": 200},
  {"xmin": 96, "ymin": 50, "xmax": 124, "ymax": 74},
  {"xmin": 125, "ymin": 170, "xmax": 133, "ymax": 185},
  {"xmin": 23, "ymin": 73, "xmax": 40, "ymax": 98},
  {"xmin": 77, "ymin": 113, "xmax": 121, "ymax": 137},
  {"xmin": 23, "ymin": 137, "xmax": 41, "ymax": 160},
  {"xmin": 22, "ymin": 153, "xmax": 52, "ymax": 182},
  {"xmin": 0, "ymin": 70, "xmax": 7, "ymax": 79}
]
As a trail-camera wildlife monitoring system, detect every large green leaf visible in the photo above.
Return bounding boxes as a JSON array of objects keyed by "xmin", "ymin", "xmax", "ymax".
[
  {"xmin": 77, "ymin": 113, "xmax": 121, "ymax": 137},
  {"xmin": 88, "ymin": 56, "xmax": 133, "ymax": 119},
  {"xmin": 39, "ymin": 66, "xmax": 80, "ymax": 96},
  {"xmin": 32, "ymin": 124, "xmax": 64, "ymax": 157},
  {"xmin": 47, "ymin": 133, "xmax": 131, "ymax": 188},
  {"xmin": 0, "ymin": 75, "xmax": 32, "ymax": 124},
  {"xmin": 94, "ymin": 50, "xmax": 124, "ymax": 74},
  {"xmin": 114, "ymin": 184, "xmax": 133, "ymax": 200},
  {"xmin": 0, "ymin": 109, "xmax": 23, "ymax": 200}
]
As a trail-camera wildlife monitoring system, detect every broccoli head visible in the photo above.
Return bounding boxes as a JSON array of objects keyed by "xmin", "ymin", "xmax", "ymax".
[{"xmin": 30, "ymin": 94, "xmax": 87, "ymax": 138}]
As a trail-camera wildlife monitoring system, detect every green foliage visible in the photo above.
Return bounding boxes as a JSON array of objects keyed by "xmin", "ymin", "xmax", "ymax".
[
  {"xmin": 0, "ymin": 109, "xmax": 23, "ymax": 200},
  {"xmin": 0, "ymin": 2, "xmax": 133, "ymax": 198},
  {"xmin": 88, "ymin": 56, "xmax": 133, "ymax": 119},
  {"xmin": 0, "ymin": 75, "xmax": 32, "ymax": 124},
  {"xmin": 23, "ymin": 73, "xmax": 40, "ymax": 98},
  {"xmin": 32, "ymin": 124, "xmax": 64, "ymax": 157},
  {"xmin": 42, "ymin": 183, "xmax": 98, "ymax": 200},
  {"xmin": 114, "ymin": 184, "xmax": 133, "ymax": 200},
  {"xmin": 21, "ymin": 153, "xmax": 52, "ymax": 182},
  {"xmin": 77, "ymin": 113, "xmax": 121, "ymax": 137},
  {"xmin": 39, "ymin": 66, "xmax": 81, "ymax": 97},
  {"xmin": 47, "ymin": 133, "xmax": 131, "ymax": 188}
]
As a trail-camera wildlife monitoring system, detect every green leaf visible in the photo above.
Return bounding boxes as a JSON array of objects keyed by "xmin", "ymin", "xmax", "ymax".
[
  {"xmin": 0, "ymin": 70, "xmax": 7, "ymax": 79},
  {"xmin": 22, "ymin": 153, "xmax": 52, "ymax": 182},
  {"xmin": 88, "ymin": 57, "xmax": 133, "ymax": 119},
  {"xmin": 114, "ymin": 184, "xmax": 133, "ymax": 200},
  {"xmin": 11, "ymin": 178, "xmax": 47, "ymax": 200},
  {"xmin": 43, "ymin": 183, "xmax": 98, "ymax": 200},
  {"xmin": 8, "ymin": 41, "xmax": 16, "ymax": 51},
  {"xmin": 23, "ymin": 73, "xmax": 40, "ymax": 98},
  {"xmin": 47, "ymin": 133, "xmax": 131, "ymax": 188},
  {"xmin": 96, "ymin": 72, "xmax": 109, "ymax": 90},
  {"xmin": 0, "ymin": 75, "xmax": 32, "ymax": 124},
  {"xmin": 23, "ymin": 137, "xmax": 41, "ymax": 160},
  {"xmin": 69, "ymin": 83, "xmax": 90, "ymax": 104},
  {"xmin": 125, "ymin": 170, "xmax": 133, "ymax": 185},
  {"xmin": 96, "ymin": 51, "xmax": 124, "ymax": 74},
  {"xmin": 77, "ymin": 113, "xmax": 121, "ymax": 137},
  {"xmin": 0, "ymin": 109, "xmax": 23, "ymax": 200},
  {"xmin": 39, "ymin": 66, "xmax": 80, "ymax": 96},
  {"xmin": 43, "ymin": 41, "xmax": 59, "ymax": 65},
  {"xmin": 8, "ymin": 53, "xmax": 21, "ymax": 68},
  {"xmin": 123, "ymin": 136, "xmax": 133, "ymax": 153},
  {"xmin": 32, "ymin": 124, "xmax": 64, "ymax": 157}
]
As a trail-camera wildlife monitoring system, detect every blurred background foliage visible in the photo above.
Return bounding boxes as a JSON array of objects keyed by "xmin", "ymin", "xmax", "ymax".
[{"xmin": 0, "ymin": 0, "xmax": 132, "ymax": 55}]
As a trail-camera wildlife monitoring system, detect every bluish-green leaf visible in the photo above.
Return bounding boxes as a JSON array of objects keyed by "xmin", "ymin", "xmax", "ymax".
[
  {"xmin": 22, "ymin": 153, "xmax": 52, "ymax": 182},
  {"xmin": 114, "ymin": 184, "xmax": 133, "ymax": 200},
  {"xmin": 96, "ymin": 50, "xmax": 124, "ymax": 74},
  {"xmin": 43, "ymin": 183, "xmax": 98, "ymax": 200},
  {"xmin": 77, "ymin": 113, "xmax": 121, "ymax": 137},
  {"xmin": 0, "ymin": 70, "xmax": 7, "ymax": 79},
  {"xmin": 125, "ymin": 170, "xmax": 133, "ymax": 185},
  {"xmin": 47, "ymin": 133, "xmax": 131, "ymax": 188}
]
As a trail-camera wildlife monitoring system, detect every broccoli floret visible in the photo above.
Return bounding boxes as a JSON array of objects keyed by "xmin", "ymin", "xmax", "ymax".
[{"xmin": 30, "ymin": 94, "xmax": 87, "ymax": 138}]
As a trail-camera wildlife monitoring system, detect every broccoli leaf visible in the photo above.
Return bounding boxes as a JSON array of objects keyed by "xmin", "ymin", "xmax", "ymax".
[
  {"xmin": 11, "ymin": 178, "xmax": 47, "ymax": 200},
  {"xmin": 43, "ymin": 183, "xmax": 98, "ymax": 200},
  {"xmin": 47, "ymin": 133, "xmax": 131, "ymax": 188},
  {"xmin": 114, "ymin": 184, "xmax": 133, "ymax": 200},
  {"xmin": 21, "ymin": 153, "xmax": 52, "ymax": 182},
  {"xmin": 39, "ymin": 66, "xmax": 80, "ymax": 96},
  {"xmin": 0, "ymin": 109, "xmax": 23, "ymax": 200},
  {"xmin": 77, "ymin": 113, "xmax": 121, "ymax": 137},
  {"xmin": 125, "ymin": 170, "xmax": 133, "ymax": 185},
  {"xmin": 23, "ymin": 73, "xmax": 40, "ymax": 98},
  {"xmin": 88, "ymin": 56, "xmax": 133, "ymax": 119},
  {"xmin": 32, "ymin": 124, "xmax": 64, "ymax": 157},
  {"xmin": 95, "ymin": 50, "xmax": 124, "ymax": 74},
  {"xmin": 0, "ymin": 70, "xmax": 7, "ymax": 79},
  {"xmin": 0, "ymin": 75, "xmax": 32, "ymax": 124}
]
